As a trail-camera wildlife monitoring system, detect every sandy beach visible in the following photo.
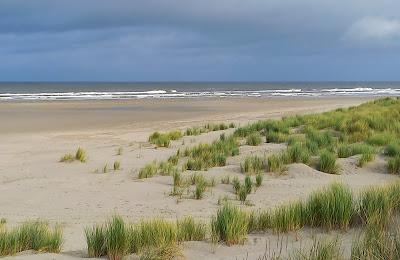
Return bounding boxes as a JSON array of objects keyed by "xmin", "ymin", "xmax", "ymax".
[{"xmin": 1, "ymin": 96, "xmax": 398, "ymax": 259}]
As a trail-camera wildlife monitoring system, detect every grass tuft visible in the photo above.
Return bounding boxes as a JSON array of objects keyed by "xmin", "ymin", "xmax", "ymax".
[
  {"xmin": 246, "ymin": 132, "xmax": 263, "ymax": 146},
  {"xmin": 240, "ymin": 155, "xmax": 266, "ymax": 175},
  {"xmin": 318, "ymin": 150, "xmax": 339, "ymax": 174},
  {"xmin": 177, "ymin": 216, "xmax": 206, "ymax": 242},
  {"xmin": 0, "ymin": 221, "xmax": 62, "ymax": 256},
  {"xmin": 75, "ymin": 147, "xmax": 87, "ymax": 162},
  {"xmin": 211, "ymin": 204, "xmax": 248, "ymax": 245}
]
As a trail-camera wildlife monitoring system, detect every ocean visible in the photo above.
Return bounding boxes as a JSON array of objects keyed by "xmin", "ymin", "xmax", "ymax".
[{"xmin": 0, "ymin": 82, "xmax": 399, "ymax": 101}]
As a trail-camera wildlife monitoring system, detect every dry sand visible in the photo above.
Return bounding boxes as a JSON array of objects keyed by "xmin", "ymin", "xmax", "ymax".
[{"xmin": 1, "ymin": 96, "xmax": 397, "ymax": 259}]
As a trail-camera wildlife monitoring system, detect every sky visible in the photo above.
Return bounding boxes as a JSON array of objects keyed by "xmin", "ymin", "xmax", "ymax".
[{"xmin": 1, "ymin": 0, "xmax": 400, "ymax": 82}]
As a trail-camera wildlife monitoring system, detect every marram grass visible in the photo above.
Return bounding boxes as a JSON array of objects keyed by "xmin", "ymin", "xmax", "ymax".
[
  {"xmin": 0, "ymin": 221, "xmax": 62, "ymax": 256},
  {"xmin": 211, "ymin": 203, "xmax": 248, "ymax": 245},
  {"xmin": 240, "ymin": 155, "xmax": 266, "ymax": 175}
]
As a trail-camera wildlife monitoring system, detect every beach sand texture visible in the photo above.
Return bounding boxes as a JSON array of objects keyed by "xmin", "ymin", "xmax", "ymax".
[{"xmin": 1, "ymin": 96, "xmax": 397, "ymax": 259}]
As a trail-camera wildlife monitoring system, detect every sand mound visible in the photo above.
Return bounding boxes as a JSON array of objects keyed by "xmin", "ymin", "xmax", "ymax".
[{"xmin": 286, "ymin": 163, "xmax": 324, "ymax": 179}]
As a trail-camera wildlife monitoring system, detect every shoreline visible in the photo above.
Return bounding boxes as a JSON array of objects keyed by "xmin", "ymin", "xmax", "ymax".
[{"xmin": 0, "ymin": 96, "xmax": 373, "ymax": 134}]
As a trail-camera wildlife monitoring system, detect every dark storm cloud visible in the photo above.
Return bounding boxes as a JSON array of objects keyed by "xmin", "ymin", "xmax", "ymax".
[{"xmin": 1, "ymin": 0, "xmax": 400, "ymax": 81}]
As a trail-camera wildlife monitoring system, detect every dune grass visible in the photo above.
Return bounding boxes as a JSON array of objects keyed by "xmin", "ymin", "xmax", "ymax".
[
  {"xmin": 59, "ymin": 153, "xmax": 74, "ymax": 162},
  {"xmin": 0, "ymin": 221, "xmax": 62, "ymax": 256},
  {"xmin": 138, "ymin": 161, "xmax": 158, "ymax": 179},
  {"xmin": 82, "ymin": 181, "xmax": 400, "ymax": 257},
  {"xmin": 232, "ymin": 177, "xmax": 241, "ymax": 195},
  {"xmin": 176, "ymin": 216, "xmax": 206, "ymax": 242},
  {"xmin": 246, "ymin": 132, "xmax": 263, "ymax": 146},
  {"xmin": 139, "ymin": 243, "xmax": 183, "ymax": 260},
  {"xmin": 85, "ymin": 225, "xmax": 106, "ymax": 257},
  {"xmin": 351, "ymin": 225, "xmax": 400, "ymax": 260},
  {"xmin": 357, "ymin": 149, "xmax": 375, "ymax": 167},
  {"xmin": 158, "ymin": 161, "xmax": 177, "ymax": 176},
  {"xmin": 385, "ymin": 142, "xmax": 400, "ymax": 157},
  {"xmin": 183, "ymin": 136, "xmax": 239, "ymax": 170},
  {"xmin": 286, "ymin": 142, "xmax": 311, "ymax": 164},
  {"xmin": 238, "ymin": 186, "xmax": 248, "ymax": 203},
  {"xmin": 267, "ymin": 153, "xmax": 286, "ymax": 173},
  {"xmin": 75, "ymin": 147, "xmax": 87, "ymax": 162},
  {"xmin": 194, "ymin": 179, "xmax": 207, "ymax": 200},
  {"xmin": 149, "ymin": 131, "xmax": 182, "ymax": 148},
  {"xmin": 240, "ymin": 155, "xmax": 266, "ymax": 175},
  {"xmin": 255, "ymin": 173, "xmax": 263, "ymax": 187},
  {"xmin": 105, "ymin": 215, "xmax": 128, "ymax": 260},
  {"xmin": 337, "ymin": 143, "xmax": 374, "ymax": 158},
  {"xmin": 244, "ymin": 175, "xmax": 253, "ymax": 194},
  {"xmin": 233, "ymin": 98, "xmax": 400, "ymax": 175},
  {"xmin": 358, "ymin": 186, "xmax": 392, "ymax": 228},
  {"xmin": 307, "ymin": 183, "xmax": 354, "ymax": 230},
  {"xmin": 184, "ymin": 122, "xmax": 235, "ymax": 136},
  {"xmin": 388, "ymin": 156, "xmax": 400, "ymax": 174},
  {"xmin": 318, "ymin": 150, "xmax": 339, "ymax": 174},
  {"xmin": 113, "ymin": 161, "xmax": 121, "ymax": 171},
  {"xmin": 211, "ymin": 203, "xmax": 248, "ymax": 245},
  {"xmin": 294, "ymin": 238, "xmax": 342, "ymax": 260},
  {"xmin": 134, "ymin": 219, "xmax": 177, "ymax": 252},
  {"xmin": 59, "ymin": 147, "xmax": 87, "ymax": 163}
]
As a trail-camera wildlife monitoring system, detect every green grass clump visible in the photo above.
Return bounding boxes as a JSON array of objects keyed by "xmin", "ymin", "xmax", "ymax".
[
  {"xmin": 59, "ymin": 153, "xmax": 74, "ymax": 162},
  {"xmin": 318, "ymin": 150, "xmax": 339, "ymax": 174},
  {"xmin": 113, "ymin": 161, "xmax": 121, "ymax": 171},
  {"xmin": 305, "ymin": 129, "xmax": 335, "ymax": 150},
  {"xmin": 158, "ymin": 161, "xmax": 177, "ymax": 176},
  {"xmin": 135, "ymin": 219, "xmax": 177, "ymax": 251},
  {"xmin": 265, "ymin": 130, "xmax": 287, "ymax": 143},
  {"xmin": 184, "ymin": 136, "xmax": 238, "ymax": 170},
  {"xmin": 255, "ymin": 173, "xmax": 263, "ymax": 188},
  {"xmin": 139, "ymin": 243, "xmax": 183, "ymax": 260},
  {"xmin": 244, "ymin": 176, "xmax": 252, "ymax": 194},
  {"xmin": 75, "ymin": 147, "xmax": 87, "ymax": 162},
  {"xmin": 85, "ymin": 225, "xmax": 106, "ymax": 258},
  {"xmin": 238, "ymin": 186, "xmax": 248, "ymax": 203},
  {"xmin": 232, "ymin": 177, "xmax": 241, "ymax": 194},
  {"xmin": 351, "ymin": 225, "xmax": 400, "ymax": 260},
  {"xmin": 211, "ymin": 204, "xmax": 248, "ymax": 245},
  {"xmin": 138, "ymin": 161, "xmax": 158, "ymax": 179},
  {"xmin": 267, "ymin": 153, "xmax": 286, "ymax": 173},
  {"xmin": 167, "ymin": 155, "xmax": 179, "ymax": 166},
  {"xmin": 307, "ymin": 183, "xmax": 354, "ymax": 230},
  {"xmin": 358, "ymin": 150, "xmax": 375, "ymax": 167},
  {"xmin": 172, "ymin": 171, "xmax": 182, "ymax": 188},
  {"xmin": 294, "ymin": 238, "xmax": 342, "ymax": 260},
  {"xmin": 105, "ymin": 215, "xmax": 127, "ymax": 260},
  {"xmin": 337, "ymin": 143, "xmax": 374, "ymax": 158},
  {"xmin": 59, "ymin": 147, "xmax": 87, "ymax": 163},
  {"xmin": 0, "ymin": 221, "xmax": 62, "ymax": 256},
  {"xmin": 385, "ymin": 143, "xmax": 400, "ymax": 157},
  {"xmin": 388, "ymin": 156, "xmax": 400, "ymax": 174},
  {"xmin": 177, "ymin": 216, "xmax": 206, "ymax": 242},
  {"xmin": 286, "ymin": 142, "xmax": 310, "ymax": 164},
  {"xmin": 358, "ymin": 186, "xmax": 392, "ymax": 228},
  {"xmin": 246, "ymin": 132, "xmax": 263, "ymax": 146},
  {"xmin": 366, "ymin": 132, "xmax": 395, "ymax": 146},
  {"xmin": 270, "ymin": 201, "xmax": 305, "ymax": 232},
  {"xmin": 194, "ymin": 179, "xmax": 207, "ymax": 200},
  {"xmin": 148, "ymin": 132, "xmax": 176, "ymax": 148},
  {"xmin": 240, "ymin": 155, "xmax": 266, "ymax": 175}
]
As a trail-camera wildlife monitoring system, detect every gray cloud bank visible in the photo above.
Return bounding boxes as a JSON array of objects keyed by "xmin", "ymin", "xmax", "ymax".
[{"xmin": 1, "ymin": 0, "xmax": 400, "ymax": 81}]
